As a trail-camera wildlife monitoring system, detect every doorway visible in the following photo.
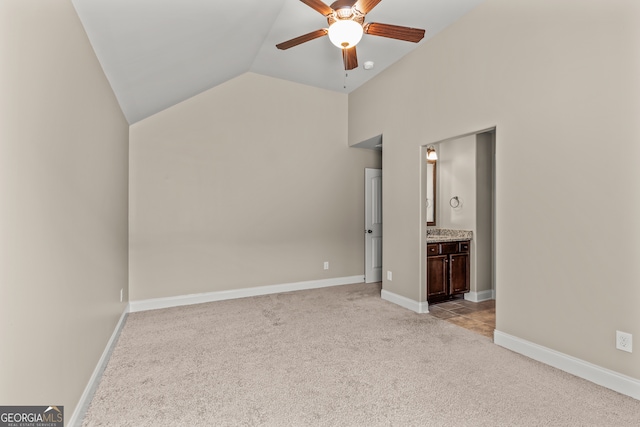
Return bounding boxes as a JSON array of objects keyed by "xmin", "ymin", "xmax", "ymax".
[
  {"xmin": 421, "ymin": 129, "xmax": 496, "ymax": 306},
  {"xmin": 351, "ymin": 135, "xmax": 383, "ymax": 284},
  {"xmin": 365, "ymin": 168, "xmax": 382, "ymax": 283}
]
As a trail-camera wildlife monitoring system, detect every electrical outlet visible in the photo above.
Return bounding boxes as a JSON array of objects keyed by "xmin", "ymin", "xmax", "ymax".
[
  {"xmin": 323, "ymin": 261, "xmax": 329, "ymax": 270},
  {"xmin": 120, "ymin": 288, "xmax": 123, "ymax": 303},
  {"xmin": 387, "ymin": 271, "xmax": 392, "ymax": 281},
  {"xmin": 616, "ymin": 331, "xmax": 632, "ymax": 353}
]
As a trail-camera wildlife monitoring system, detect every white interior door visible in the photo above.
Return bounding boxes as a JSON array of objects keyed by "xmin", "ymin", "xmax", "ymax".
[{"xmin": 365, "ymin": 168, "xmax": 382, "ymax": 283}]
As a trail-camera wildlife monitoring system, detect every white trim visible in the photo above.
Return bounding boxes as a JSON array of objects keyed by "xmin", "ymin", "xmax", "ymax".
[
  {"xmin": 129, "ymin": 275, "xmax": 365, "ymax": 313},
  {"xmin": 494, "ymin": 330, "xmax": 640, "ymax": 401},
  {"xmin": 464, "ymin": 289, "xmax": 495, "ymax": 302},
  {"xmin": 381, "ymin": 289, "xmax": 429, "ymax": 313},
  {"xmin": 69, "ymin": 304, "xmax": 130, "ymax": 426}
]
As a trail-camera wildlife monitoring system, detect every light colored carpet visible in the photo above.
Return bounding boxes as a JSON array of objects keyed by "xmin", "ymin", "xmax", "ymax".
[{"xmin": 83, "ymin": 283, "xmax": 640, "ymax": 426}]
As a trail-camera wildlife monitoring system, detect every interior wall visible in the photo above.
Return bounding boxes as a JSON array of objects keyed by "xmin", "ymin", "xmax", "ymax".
[
  {"xmin": 437, "ymin": 136, "xmax": 477, "ymax": 231},
  {"xmin": 129, "ymin": 73, "xmax": 381, "ymax": 301},
  {"xmin": 0, "ymin": 0, "xmax": 129, "ymax": 419},
  {"xmin": 475, "ymin": 132, "xmax": 494, "ymax": 295},
  {"xmin": 349, "ymin": 0, "xmax": 640, "ymax": 380}
]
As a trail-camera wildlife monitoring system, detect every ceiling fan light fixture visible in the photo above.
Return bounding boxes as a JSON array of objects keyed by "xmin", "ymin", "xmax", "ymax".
[{"xmin": 328, "ymin": 19, "xmax": 363, "ymax": 49}]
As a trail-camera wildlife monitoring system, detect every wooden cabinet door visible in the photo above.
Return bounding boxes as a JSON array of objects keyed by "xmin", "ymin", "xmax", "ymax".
[
  {"xmin": 427, "ymin": 255, "xmax": 448, "ymax": 300},
  {"xmin": 449, "ymin": 253, "xmax": 470, "ymax": 294}
]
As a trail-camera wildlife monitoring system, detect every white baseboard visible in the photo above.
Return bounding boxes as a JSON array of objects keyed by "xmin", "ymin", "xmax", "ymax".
[
  {"xmin": 129, "ymin": 275, "xmax": 365, "ymax": 313},
  {"xmin": 464, "ymin": 289, "xmax": 495, "ymax": 302},
  {"xmin": 494, "ymin": 330, "xmax": 640, "ymax": 401},
  {"xmin": 68, "ymin": 304, "xmax": 130, "ymax": 426},
  {"xmin": 381, "ymin": 289, "xmax": 429, "ymax": 314}
]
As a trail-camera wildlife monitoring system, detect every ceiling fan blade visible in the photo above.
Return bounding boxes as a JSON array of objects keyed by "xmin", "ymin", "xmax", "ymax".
[
  {"xmin": 364, "ymin": 22, "xmax": 425, "ymax": 43},
  {"xmin": 354, "ymin": 0, "xmax": 382, "ymax": 15},
  {"xmin": 342, "ymin": 46, "xmax": 358, "ymax": 70},
  {"xmin": 300, "ymin": 0, "xmax": 334, "ymax": 16},
  {"xmin": 276, "ymin": 29, "xmax": 329, "ymax": 50}
]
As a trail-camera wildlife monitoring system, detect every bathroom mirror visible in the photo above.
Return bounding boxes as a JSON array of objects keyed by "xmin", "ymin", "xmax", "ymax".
[{"xmin": 427, "ymin": 160, "xmax": 436, "ymax": 226}]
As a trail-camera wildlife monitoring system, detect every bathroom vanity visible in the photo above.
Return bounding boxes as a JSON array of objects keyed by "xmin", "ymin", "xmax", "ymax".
[{"xmin": 426, "ymin": 230, "xmax": 472, "ymax": 303}]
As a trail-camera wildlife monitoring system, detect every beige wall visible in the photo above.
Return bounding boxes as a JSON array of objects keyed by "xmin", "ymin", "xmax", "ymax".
[
  {"xmin": 437, "ymin": 135, "xmax": 477, "ymax": 232},
  {"xmin": 129, "ymin": 73, "xmax": 381, "ymax": 301},
  {"xmin": 0, "ymin": 0, "xmax": 129, "ymax": 421},
  {"xmin": 475, "ymin": 132, "xmax": 495, "ymax": 295},
  {"xmin": 349, "ymin": 0, "xmax": 640, "ymax": 379}
]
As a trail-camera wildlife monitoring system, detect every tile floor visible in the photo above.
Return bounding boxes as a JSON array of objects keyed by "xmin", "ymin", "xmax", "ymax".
[{"xmin": 427, "ymin": 297, "xmax": 496, "ymax": 339}]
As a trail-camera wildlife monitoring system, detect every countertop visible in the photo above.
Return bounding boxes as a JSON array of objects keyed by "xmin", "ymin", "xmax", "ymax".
[{"xmin": 426, "ymin": 228, "xmax": 473, "ymax": 243}]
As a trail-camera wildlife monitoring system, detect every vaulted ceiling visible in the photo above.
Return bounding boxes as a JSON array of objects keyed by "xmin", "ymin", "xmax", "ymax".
[{"xmin": 72, "ymin": 0, "xmax": 484, "ymax": 124}]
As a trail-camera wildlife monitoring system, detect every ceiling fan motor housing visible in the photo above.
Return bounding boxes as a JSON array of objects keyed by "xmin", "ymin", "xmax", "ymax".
[{"xmin": 331, "ymin": 0, "xmax": 358, "ymax": 15}]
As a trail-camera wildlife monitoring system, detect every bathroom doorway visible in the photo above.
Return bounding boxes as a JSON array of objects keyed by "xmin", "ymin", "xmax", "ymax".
[{"xmin": 421, "ymin": 129, "xmax": 496, "ymax": 311}]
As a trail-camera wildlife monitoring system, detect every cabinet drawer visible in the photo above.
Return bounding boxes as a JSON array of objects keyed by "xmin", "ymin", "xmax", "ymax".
[
  {"xmin": 439, "ymin": 242, "xmax": 459, "ymax": 255},
  {"xmin": 459, "ymin": 241, "xmax": 470, "ymax": 253},
  {"xmin": 427, "ymin": 244, "xmax": 439, "ymax": 255}
]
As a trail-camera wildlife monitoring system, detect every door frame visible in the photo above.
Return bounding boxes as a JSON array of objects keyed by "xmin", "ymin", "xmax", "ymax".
[{"xmin": 364, "ymin": 168, "xmax": 382, "ymax": 283}]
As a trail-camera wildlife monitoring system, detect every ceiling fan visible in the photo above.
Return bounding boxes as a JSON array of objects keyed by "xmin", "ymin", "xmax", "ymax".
[{"xmin": 276, "ymin": 0, "xmax": 426, "ymax": 71}]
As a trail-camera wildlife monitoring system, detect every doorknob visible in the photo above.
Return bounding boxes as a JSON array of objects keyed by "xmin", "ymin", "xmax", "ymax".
[{"xmin": 366, "ymin": 229, "xmax": 373, "ymax": 233}]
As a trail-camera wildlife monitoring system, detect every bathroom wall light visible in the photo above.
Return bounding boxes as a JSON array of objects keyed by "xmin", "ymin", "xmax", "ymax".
[{"xmin": 426, "ymin": 146, "xmax": 438, "ymax": 161}]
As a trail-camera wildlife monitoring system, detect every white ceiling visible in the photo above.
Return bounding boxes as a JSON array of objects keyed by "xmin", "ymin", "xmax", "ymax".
[{"xmin": 72, "ymin": 0, "xmax": 485, "ymax": 124}]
